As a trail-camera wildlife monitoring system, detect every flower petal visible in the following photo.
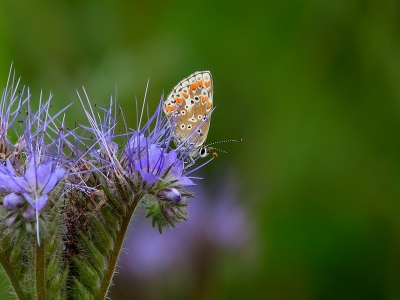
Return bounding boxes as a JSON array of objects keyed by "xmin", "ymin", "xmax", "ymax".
[{"xmin": 23, "ymin": 192, "xmax": 48, "ymax": 210}]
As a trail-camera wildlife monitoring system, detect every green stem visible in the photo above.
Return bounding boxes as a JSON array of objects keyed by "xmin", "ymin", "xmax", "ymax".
[
  {"xmin": 36, "ymin": 241, "xmax": 46, "ymax": 300},
  {"xmin": 0, "ymin": 254, "xmax": 26, "ymax": 300},
  {"xmin": 96, "ymin": 194, "xmax": 142, "ymax": 300}
]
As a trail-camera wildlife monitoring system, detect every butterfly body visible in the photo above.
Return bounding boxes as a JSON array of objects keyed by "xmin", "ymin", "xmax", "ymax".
[{"xmin": 163, "ymin": 71, "xmax": 213, "ymax": 159}]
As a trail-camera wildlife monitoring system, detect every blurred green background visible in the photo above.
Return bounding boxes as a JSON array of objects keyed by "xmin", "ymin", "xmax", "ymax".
[{"xmin": 1, "ymin": 0, "xmax": 400, "ymax": 299}]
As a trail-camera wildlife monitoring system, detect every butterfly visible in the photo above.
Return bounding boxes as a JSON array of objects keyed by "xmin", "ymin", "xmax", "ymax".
[{"xmin": 163, "ymin": 71, "xmax": 213, "ymax": 160}]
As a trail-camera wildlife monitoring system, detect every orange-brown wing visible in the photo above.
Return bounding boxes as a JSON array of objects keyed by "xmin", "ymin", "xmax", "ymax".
[{"xmin": 163, "ymin": 71, "xmax": 213, "ymax": 149}]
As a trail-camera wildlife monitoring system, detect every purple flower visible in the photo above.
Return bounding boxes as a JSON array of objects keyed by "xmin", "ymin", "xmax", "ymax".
[
  {"xmin": 13, "ymin": 157, "xmax": 65, "ymax": 210},
  {"xmin": 0, "ymin": 157, "xmax": 66, "ymax": 210},
  {"xmin": 134, "ymin": 144, "xmax": 194, "ymax": 187},
  {"xmin": 12, "ymin": 96, "xmax": 68, "ymax": 210},
  {"xmin": 117, "ymin": 99, "xmax": 196, "ymax": 191},
  {"xmin": 0, "ymin": 161, "xmax": 19, "ymax": 193},
  {"xmin": 0, "ymin": 76, "xmax": 71, "ymax": 244},
  {"xmin": 125, "ymin": 132, "xmax": 151, "ymax": 160}
]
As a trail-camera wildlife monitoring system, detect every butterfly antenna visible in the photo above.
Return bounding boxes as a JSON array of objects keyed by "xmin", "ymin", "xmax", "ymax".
[
  {"xmin": 206, "ymin": 138, "xmax": 243, "ymax": 148},
  {"xmin": 206, "ymin": 138, "xmax": 242, "ymax": 157},
  {"xmin": 207, "ymin": 146, "xmax": 227, "ymax": 154}
]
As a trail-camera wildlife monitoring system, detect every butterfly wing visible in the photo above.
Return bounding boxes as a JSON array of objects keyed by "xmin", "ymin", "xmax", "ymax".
[{"xmin": 163, "ymin": 71, "xmax": 213, "ymax": 151}]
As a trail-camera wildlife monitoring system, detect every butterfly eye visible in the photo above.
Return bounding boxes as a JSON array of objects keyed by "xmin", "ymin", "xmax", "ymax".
[{"xmin": 199, "ymin": 147, "xmax": 209, "ymax": 158}]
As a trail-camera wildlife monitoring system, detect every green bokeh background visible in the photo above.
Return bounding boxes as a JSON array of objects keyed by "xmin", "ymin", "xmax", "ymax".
[{"xmin": 1, "ymin": 1, "xmax": 400, "ymax": 299}]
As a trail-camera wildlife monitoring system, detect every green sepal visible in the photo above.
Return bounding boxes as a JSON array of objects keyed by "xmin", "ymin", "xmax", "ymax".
[
  {"xmin": 101, "ymin": 207, "xmax": 121, "ymax": 237},
  {"xmin": 73, "ymin": 277, "xmax": 95, "ymax": 300},
  {"xmin": 145, "ymin": 200, "xmax": 189, "ymax": 234},
  {"xmin": 72, "ymin": 256, "xmax": 101, "ymax": 294},
  {"xmin": 113, "ymin": 174, "xmax": 131, "ymax": 203},
  {"xmin": 45, "ymin": 226, "xmax": 60, "ymax": 255},
  {"xmin": 78, "ymin": 231, "xmax": 106, "ymax": 274},
  {"xmin": 47, "ymin": 264, "xmax": 69, "ymax": 297},
  {"xmin": 100, "ymin": 183, "xmax": 127, "ymax": 216},
  {"xmin": 46, "ymin": 247, "xmax": 62, "ymax": 279},
  {"xmin": 89, "ymin": 215, "xmax": 114, "ymax": 257},
  {"xmin": 8, "ymin": 244, "xmax": 23, "ymax": 267},
  {"xmin": 0, "ymin": 234, "xmax": 10, "ymax": 252}
]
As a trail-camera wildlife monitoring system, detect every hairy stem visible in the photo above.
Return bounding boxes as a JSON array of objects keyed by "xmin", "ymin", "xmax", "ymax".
[
  {"xmin": 96, "ymin": 194, "xmax": 142, "ymax": 300},
  {"xmin": 0, "ymin": 254, "xmax": 26, "ymax": 300},
  {"xmin": 36, "ymin": 241, "xmax": 46, "ymax": 300}
]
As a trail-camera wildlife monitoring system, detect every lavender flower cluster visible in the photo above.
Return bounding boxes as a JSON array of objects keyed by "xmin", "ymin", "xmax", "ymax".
[
  {"xmin": 0, "ymin": 67, "xmax": 213, "ymax": 299},
  {"xmin": 0, "ymin": 68, "xmax": 202, "ymax": 243}
]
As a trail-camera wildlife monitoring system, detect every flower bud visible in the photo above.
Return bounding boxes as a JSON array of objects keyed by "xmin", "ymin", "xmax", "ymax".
[
  {"xmin": 4, "ymin": 213, "xmax": 18, "ymax": 227},
  {"xmin": 22, "ymin": 205, "xmax": 37, "ymax": 222},
  {"xmin": 157, "ymin": 188, "xmax": 181, "ymax": 204},
  {"xmin": 25, "ymin": 221, "xmax": 34, "ymax": 233},
  {"xmin": 3, "ymin": 193, "xmax": 25, "ymax": 211}
]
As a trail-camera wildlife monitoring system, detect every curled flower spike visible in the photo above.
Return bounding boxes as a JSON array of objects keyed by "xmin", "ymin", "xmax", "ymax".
[
  {"xmin": 0, "ymin": 81, "xmax": 70, "ymax": 245},
  {"xmin": 78, "ymin": 87, "xmax": 197, "ymax": 233}
]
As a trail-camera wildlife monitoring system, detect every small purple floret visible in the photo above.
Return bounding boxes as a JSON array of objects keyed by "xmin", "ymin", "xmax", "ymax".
[
  {"xmin": 21, "ymin": 160, "xmax": 66, "ymax": 210},
  {"xmin": 0, "ymin": 157, "xmax": 66, "ymax": 211},
  {"xmin": 126, "ymin": 133, "xmax": 150, "ymax": 158},
  {"xmin": 3, "ymin": 193, "xmax": 25, "ymax": 211},
  {"xmin": 22, "ymin": 205, "xmax": 36, "ymax": 222},
  {"xmin": 134, "ymin": 144, "xmax": 194, "ymax": 187},
  {"xmin": 157, "ymin": 188, "xmax": 181, "ymax": 204}
]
